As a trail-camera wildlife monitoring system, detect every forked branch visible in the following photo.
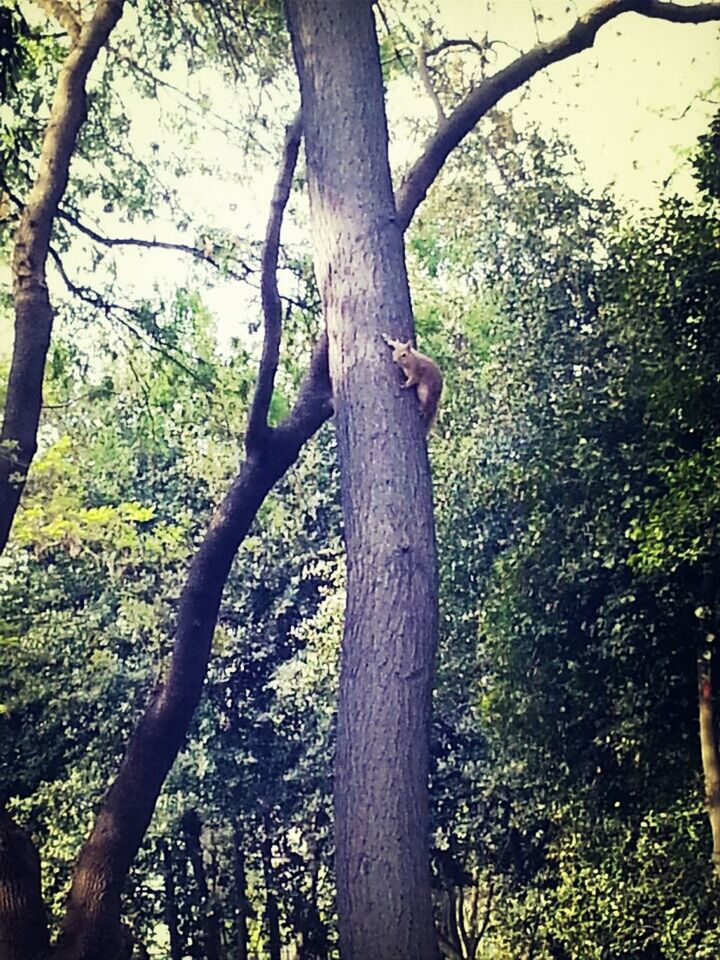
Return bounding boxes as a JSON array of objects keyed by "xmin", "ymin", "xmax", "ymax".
[{"xmin": 53, "ymin": 115, "xmax": 331, "ymax": 960}]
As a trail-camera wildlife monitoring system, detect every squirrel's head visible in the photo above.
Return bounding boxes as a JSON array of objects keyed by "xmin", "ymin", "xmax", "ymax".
[{"xmin": 391, "ymin": 340, "xmax": 413, "ymax": 363}]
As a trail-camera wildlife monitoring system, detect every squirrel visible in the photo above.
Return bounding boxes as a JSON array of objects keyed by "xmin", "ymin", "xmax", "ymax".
[{"xmin": 383, "ymin": 334, "xmax": 443, "ymax": 435}]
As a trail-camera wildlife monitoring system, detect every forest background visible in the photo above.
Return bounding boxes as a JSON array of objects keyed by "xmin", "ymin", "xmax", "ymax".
[{"xmin": 1, "ymin": 1, "xmax": 720, "ymax": 958}]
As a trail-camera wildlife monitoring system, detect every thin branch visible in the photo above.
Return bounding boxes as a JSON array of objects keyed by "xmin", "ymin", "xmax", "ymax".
[
  {"xmin": 396, "ymin": 0, "xmax": 720, "ymax": 230},
  {"xmin": 48, "ymin": 246, "xmax": 213, "ymax": 387},
  {"xmin": 425, "ymin": 37, "xmax": 488, "ymax": 59},
  {"xmin": 473, "ymin": 879, "xmax": 495, "ymax": 958},
  {"xmin": 112, "ymin": 47, "xmax": 270, "ymax": 148},
  {"xmin": 56, "ymin": 207, "xmax": 254, "ymax": 281},
  {"xmin": 245, "ymin": 110, "xmax": 303, "ymax": 452},
  {"xmin": 375, "ymin": 1, "xmax": 412, "ymax": 76},
  {"xmin": 417, "ymin": 45, "xmax": 446, "ymax": 125}
]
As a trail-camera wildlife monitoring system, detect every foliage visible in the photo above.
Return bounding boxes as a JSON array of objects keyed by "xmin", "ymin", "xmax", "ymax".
[{"xmin": 2, "ymin": 0, "xmax": 720, "ymax": 949}]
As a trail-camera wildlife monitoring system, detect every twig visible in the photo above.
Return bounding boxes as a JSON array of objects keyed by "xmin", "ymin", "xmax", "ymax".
[
  {"xmin": 48, "ymin": 246, "xmax": 213, "ymax": 388},
  {"xmin": 375, "ymin": 2, "xmax": 412, "ymax": 76}
]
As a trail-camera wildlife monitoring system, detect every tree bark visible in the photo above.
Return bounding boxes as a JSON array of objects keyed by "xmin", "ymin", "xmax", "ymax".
[
  {"xmin": 0, "ymin": 809, "xmax": 50, "ymax": 960},
  {"xmin": 0, "ymin": 0, "xmax": 125, "ymax": 554},
  {"xmin": 285, "ymin": 2, "xmax": 439, "ymax": 957}
]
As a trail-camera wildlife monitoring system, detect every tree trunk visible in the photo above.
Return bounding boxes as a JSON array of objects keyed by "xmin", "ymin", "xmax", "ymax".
[
  {"xmin": 232, "ymin": 829, "xmax": 250, "ymax": 960},
  {"xmin": 0, "ymin": 0, "xmax": 125, "ymax": 554},
  {"xmin": 698, "ymin": 637, "xmax": 720, "ymax": 876},
  {"xmin": 285, "ymin": 2, "xmax": 439, "ymax": 957},
  {"xmin": 181, "ymin": 811, "xmax": 223, "ymax": 960},
  {"xmin": 159, "ymin": 839, "xmax": 183, "ymax": 960},
  {"xmin": 51, "ymin": 170, "xmax": 331, "ymax": 960},
  {"xmin": 0, "ymin": 809, "xmax": 50, "ymax": 960},
  {"xmin": 261, "ymin": 827, "xmax": 282, "ymax": 960}
]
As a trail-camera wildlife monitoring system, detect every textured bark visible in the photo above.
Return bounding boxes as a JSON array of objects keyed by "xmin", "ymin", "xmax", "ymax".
[
  {"xmin": 0, "ymin": 809, "xmax": 50, "ymax": 960},
  {"xmin": 0, "ymin": 0, "xmax": 125, "ymax": 554},
  {"xmin": 285, "ymin": 1, "xmax": 439, "ymax": 957}
]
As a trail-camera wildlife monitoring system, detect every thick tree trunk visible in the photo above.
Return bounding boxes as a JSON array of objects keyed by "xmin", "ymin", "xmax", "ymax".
[
  {"xmin": 0, "ymin": 0, "xmax": 125, "ymax": 554},
  {"xmin": 181, "ymin": 811, "xmax": 222, "ymax": 960},
  {"xmin": 0, "ymin": 809, "xmax": 50, "ymax": 960},
  {"xmin": 285, "ymin": 2, "xmax": 439, "ymax": 957}
]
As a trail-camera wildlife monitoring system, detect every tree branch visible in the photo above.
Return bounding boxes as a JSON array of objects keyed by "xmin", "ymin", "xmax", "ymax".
[
  {"xmin": 0, "ymin": 0, "xmax": 125, "ymax": 555},
  {"xmin": 417, "ymin": 45, "xmax": 446, "ymax": 125},
  {"xmin": 36, "ymin": 0, "xmax": 82, "ymax": 41},
  {"xmin": 54, "ymin": 360, "xmax": 332, "ymax": 960},
  {"xmin": 396, "ymin": 0, "xmax": 720, "ymax": 230},
  {"xmin": 427, "ymin": 37, "xmax": 487, "ymax": 58},
  {"xmin": 56, "ymin": 207, "xmax": 254, "ymax": 281},
  {"xmin": 246, "ymin": 110, "xmax": 303, "ymax": 452},
  {"xmin": 48, "ymin": 246, "xmax": 217, "ymax": 387}
]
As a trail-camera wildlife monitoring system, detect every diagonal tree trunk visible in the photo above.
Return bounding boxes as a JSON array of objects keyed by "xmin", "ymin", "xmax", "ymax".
[
  {"xmin": 0, "ymin": 0, "xmax": 125, "ymax": 554},
  {"xmin": 285, "ymin": 1, "xmax": 439, "ymax": 956},
  {"xmin": 51, "ymin": 115, "xmax": 332, "ymax": 960}
]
